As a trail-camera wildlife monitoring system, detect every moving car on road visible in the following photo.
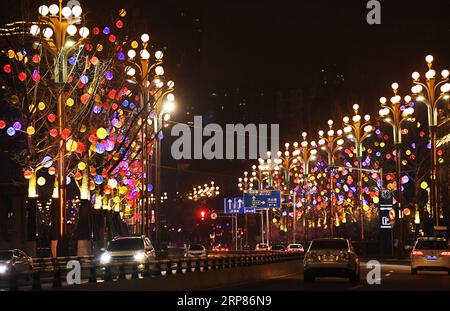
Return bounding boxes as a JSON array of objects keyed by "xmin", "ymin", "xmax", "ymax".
[
  {"xmin": 212, "ymin": 244, "xmax": 229, "ymax": 252},
  {"xmin": 99, "ymin": 236, "xmax": 156, "ymax": 265},
  {"xmin": 303, "ymin": 238, "xmax": 360, "ymax": 283},
  {"xmin": 411, "ymin": 237, "xmax": 450, "ymax": 275},
  {"xmin": 255, "ymin": 243, "xmax": 271, "ymax": 251},
  {"xmin": 0, "ymin": 249, "xmax": 33, "ymax": 276},
  {"xmin": 187, "ymin": 244, "xmax": 207, "ymax": 257},
  {"xmin": 287, "ymin": 243, "xmax": 305, "ymax": 253}
]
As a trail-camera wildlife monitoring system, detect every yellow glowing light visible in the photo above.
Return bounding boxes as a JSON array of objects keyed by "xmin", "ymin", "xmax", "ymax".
[
  {"xmin": 131, "ymin": 41, "xmax": 139, "ymax": 49},
  {"xmin": 37, "ymin": 176, "xmax": 46, "ymax": 186},
  {"xmin": 66, "ymin": 97, "xmax": 74, "ymax": 107},
  {"xmin": 373, "ymin": 196, "xmax": 379, "ymax": 204},
  {"xmin": 66, "ymin": 139, "xmax": 78, "ymax": 152},
  {"xmin": 26, "ymin": 126, "xmax": 35, "ymax": 135},
  {"xmin": 420, "ymin": 181, "xmax": 428, "ymax": 190},
  {"xmin": 363, "ymin": 205, "xmax": 370, "ymax": 212},
  {"xmin": 7, "ymin": 50, "xmax": 15, "ymax": 58},
  {"xmin": 96, "ymin": 127, "xmax": 108, "ymax": 139},
  {"xmin": 38, "ymin": 102, "xmax": 46, "ymax": 110},
  {"xmin": 78, "ymin": 162, "xmax": 86, "ymax": 171},
  {"xmin": 380, "ymin": 142, "xmax": 385, "ymax": 148}
]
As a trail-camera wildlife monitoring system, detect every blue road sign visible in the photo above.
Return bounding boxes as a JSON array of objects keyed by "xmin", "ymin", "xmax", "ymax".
[
  {"xmin": 224, "ymin": 197, "xmax": 256, "ymax": 214},
  {"xmin": 243, "ymin": 190, "xmax": 281, "ymax": 209}
]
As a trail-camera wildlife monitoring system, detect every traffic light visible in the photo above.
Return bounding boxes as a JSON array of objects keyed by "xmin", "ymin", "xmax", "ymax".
[{"xmin": 200, "ymin": 209, "xmax": 207, "ymax": 221}]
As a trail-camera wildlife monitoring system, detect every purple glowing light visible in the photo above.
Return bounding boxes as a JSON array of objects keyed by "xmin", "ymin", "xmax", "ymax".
[
  {"xmin": 13, "ymin": 121, "xmax": 22, "ymax": 131},
  {"xmin": 105, "ymin": 71, "xmax": 113, "ymax": 81}
]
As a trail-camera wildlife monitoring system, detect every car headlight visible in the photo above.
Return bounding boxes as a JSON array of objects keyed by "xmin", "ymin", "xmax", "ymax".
[
  {"xmin": 100, "ymin": 252, "xmax": 111, "ymax": 264},
  {"xmin": 0, "ymin": 264, "xmax": 8, "ymax": 274},
  {"xmin": 134, "ymin": 251, "xmax": 145, "ymax": 262}
]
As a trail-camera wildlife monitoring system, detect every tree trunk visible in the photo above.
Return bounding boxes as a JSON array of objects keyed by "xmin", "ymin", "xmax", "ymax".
[{"xmin": 77, "ymin": 168, "xmax": 93, "ymax": 256}]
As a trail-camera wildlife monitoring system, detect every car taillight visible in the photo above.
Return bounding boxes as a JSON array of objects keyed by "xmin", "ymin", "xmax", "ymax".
[
  {"xmin": 412, "ymin": 250, "xmax": 424, "ymax": 256},
  {"xmin": 440, "ymin": 251, "xmax": 450, "ymax": 256}
]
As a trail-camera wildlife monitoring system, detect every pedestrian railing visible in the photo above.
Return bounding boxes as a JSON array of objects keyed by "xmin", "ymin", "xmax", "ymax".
[{"xmin": 0, "ymin": 252, "xmax": 302, "ymax": 290}]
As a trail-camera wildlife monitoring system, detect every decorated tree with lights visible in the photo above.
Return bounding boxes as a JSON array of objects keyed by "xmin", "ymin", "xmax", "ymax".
[{"xmin": 0, "ymin": 2, "xmax": 177, "ymax": 255}]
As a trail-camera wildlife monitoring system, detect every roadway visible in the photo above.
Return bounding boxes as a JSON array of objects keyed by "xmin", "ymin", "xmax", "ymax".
[{"xmin": 211, "ymin": 261, "xmax": 450, "ymax": 291}]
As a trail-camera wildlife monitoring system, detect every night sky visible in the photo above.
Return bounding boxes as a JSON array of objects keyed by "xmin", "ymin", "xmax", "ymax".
[{"xmin": 1, "ymin": 0, "xmax": 450, "ymax": 196}]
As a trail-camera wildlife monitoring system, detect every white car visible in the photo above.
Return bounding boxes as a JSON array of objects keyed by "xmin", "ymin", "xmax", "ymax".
[
  {"xmin": 99, "ymin": 236, "xmax": 156, "ymax": 265},
  {"xmin": 303, "ymin": 238, "xmax": 360, "ymax": 283},
  {"xmin": 255, "ymin": 243, "xmax": 271, "ymax": 251},
  {"xmin": 187, "ymin": 244, "xmax": 207, "ymax": 257},
  {"xmin": 287, "ymin": 243, "xmax": 305, "ymax": 253},
  {"xmin": 411, "ymin": 237, "xmax": 450, "ymax": 275},
  {"xmin": 0, "ymin": 249, "xmax": 33, "ymax": 276}
]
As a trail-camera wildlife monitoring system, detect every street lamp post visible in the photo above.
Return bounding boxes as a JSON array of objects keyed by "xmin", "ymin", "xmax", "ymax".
[
  {"xmin": 187, "ymin": 181, "xmax": 220, "ymax": 201},
  {"xmin": 343, "ymin": 104, "xmax": 373, "ymax": 241},
  {"xmin": 125, "ymin": 34, "xmax": 165, "ymax": 236},
  {"xmin": 379, "ymin": 82, "xmax": 414, "ymax": 244},
  {"xmin": 238, "ymin": 171, "xmax": 253, "ymax": 246},
  {"xmin": 411, "ymin": 55, "xmax": 450, "ymax": 226},
  {"xmin": 275, "ymin": 142, "xmax": 300, "ymax": 243},
  {"xmin": 296, "ymin": 132, "xmax": 317, "ymax": 241},
  {"xmin": 31, "ymin": 2, "xmax": 88, "ymax": 255},
  {"xmin": 258, "ymin": 151, "xmax": 279, "ymax": 246},
  {"xmin": 318, "ymin": 120, "xmax": 345, "ymax": 237},
  {"xmin": 251, "ymin": 165, "xmax": 267, "ymax": 244},
  {"xmin": 152, "ymin": 80, "xmax": 175, "ymax": 242}
]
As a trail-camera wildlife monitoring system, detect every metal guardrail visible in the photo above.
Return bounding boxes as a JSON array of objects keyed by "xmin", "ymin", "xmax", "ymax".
[{"xmin": 0, "ymin": 252, "xmax": 302, "ymax": 290}]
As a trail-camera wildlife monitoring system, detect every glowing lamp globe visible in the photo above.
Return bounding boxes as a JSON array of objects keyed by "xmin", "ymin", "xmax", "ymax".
[
  {"xmin": 155, "ymin": 66, "xmax": 164, "ymax": 75},
  {"xmin": 140, "ymin": 49, "xmax": 150, "ymax": 60},
  {"xmin": 61, "ymin": 6, "xmax": 72, "ymax": 18},
  {"xmin": 30, "ymin": 25, "xmax": 40, "ymax": 36},
  {"xmin": 66, "ymin": 25, "xmax": 77, "ymax": 36},
  {"xmin": 74, "ymin": 172, "xmax": 82, "ymax": 181},
  {"xmin": 78, "ymin": 162, "xmax": 86, "ymax": 171},
  {"xmin": 95, "ymin": 143, "xmax": 106, "ymax": 154},
  {"xmin": 66, "ymin": 139, "xmax": 78, "ymax": 152},
  {"xmin": 37, "ymin": 177, "xmax": 46, "ymax": 186},
  {"xmin": 48, "ymin": 167, "xmax": 56, "ymax": 175},
  {"xmin": 26, "ymin": 126, "xmax": 35, "ymax": 136},
  {"xmin": 49, "ymin": 128, "xmax": 58, "ymax": 137},
  {"xmin": 141, "ymin": 33, "xmax": 150, "ymax": 43},
  {"xmin": 24, "ymin": 170, "xmax": 33, "ymax": 179},
  {"xmin": 420, "ymin": 181, "xmax": 428, "ymax": 190},
  {"xmin": 96, "ymin": 127, "xmax": 108, "ymax": 139},
  {"xmin": 108, "ymin": 179, "xmax": 118, "ymax": 189},
  {"xmin": 127, "ymin": 49, "xmax": 136, "ymax": 59},
  {"xmin": 72, "ymin": 5, "xmax": 82, "ymax": 17},
  {"xmin": 61, "ymin": 128, "xmax": 71, "ymax": 139},
  {"xmin": 155, "ymin": 51, "xmax": 163, "ymax": 60},
  {"xmin": 79, "ymin": 27, "xmax": 90, "ymax": 38},
  {"xmin": 38, "ymin": 5, "xmax": 49, "ymax": 16},
  {"xmin": 43, "ymin": 28, "xmax": 53, "ymax": 39},
  {"xmin": 48, "ymin": 4, "xmax": 59, "ymax": 15},
  {"xmin": 167, "ymin": 93, "xmax": 175, "ymax": 102}
]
